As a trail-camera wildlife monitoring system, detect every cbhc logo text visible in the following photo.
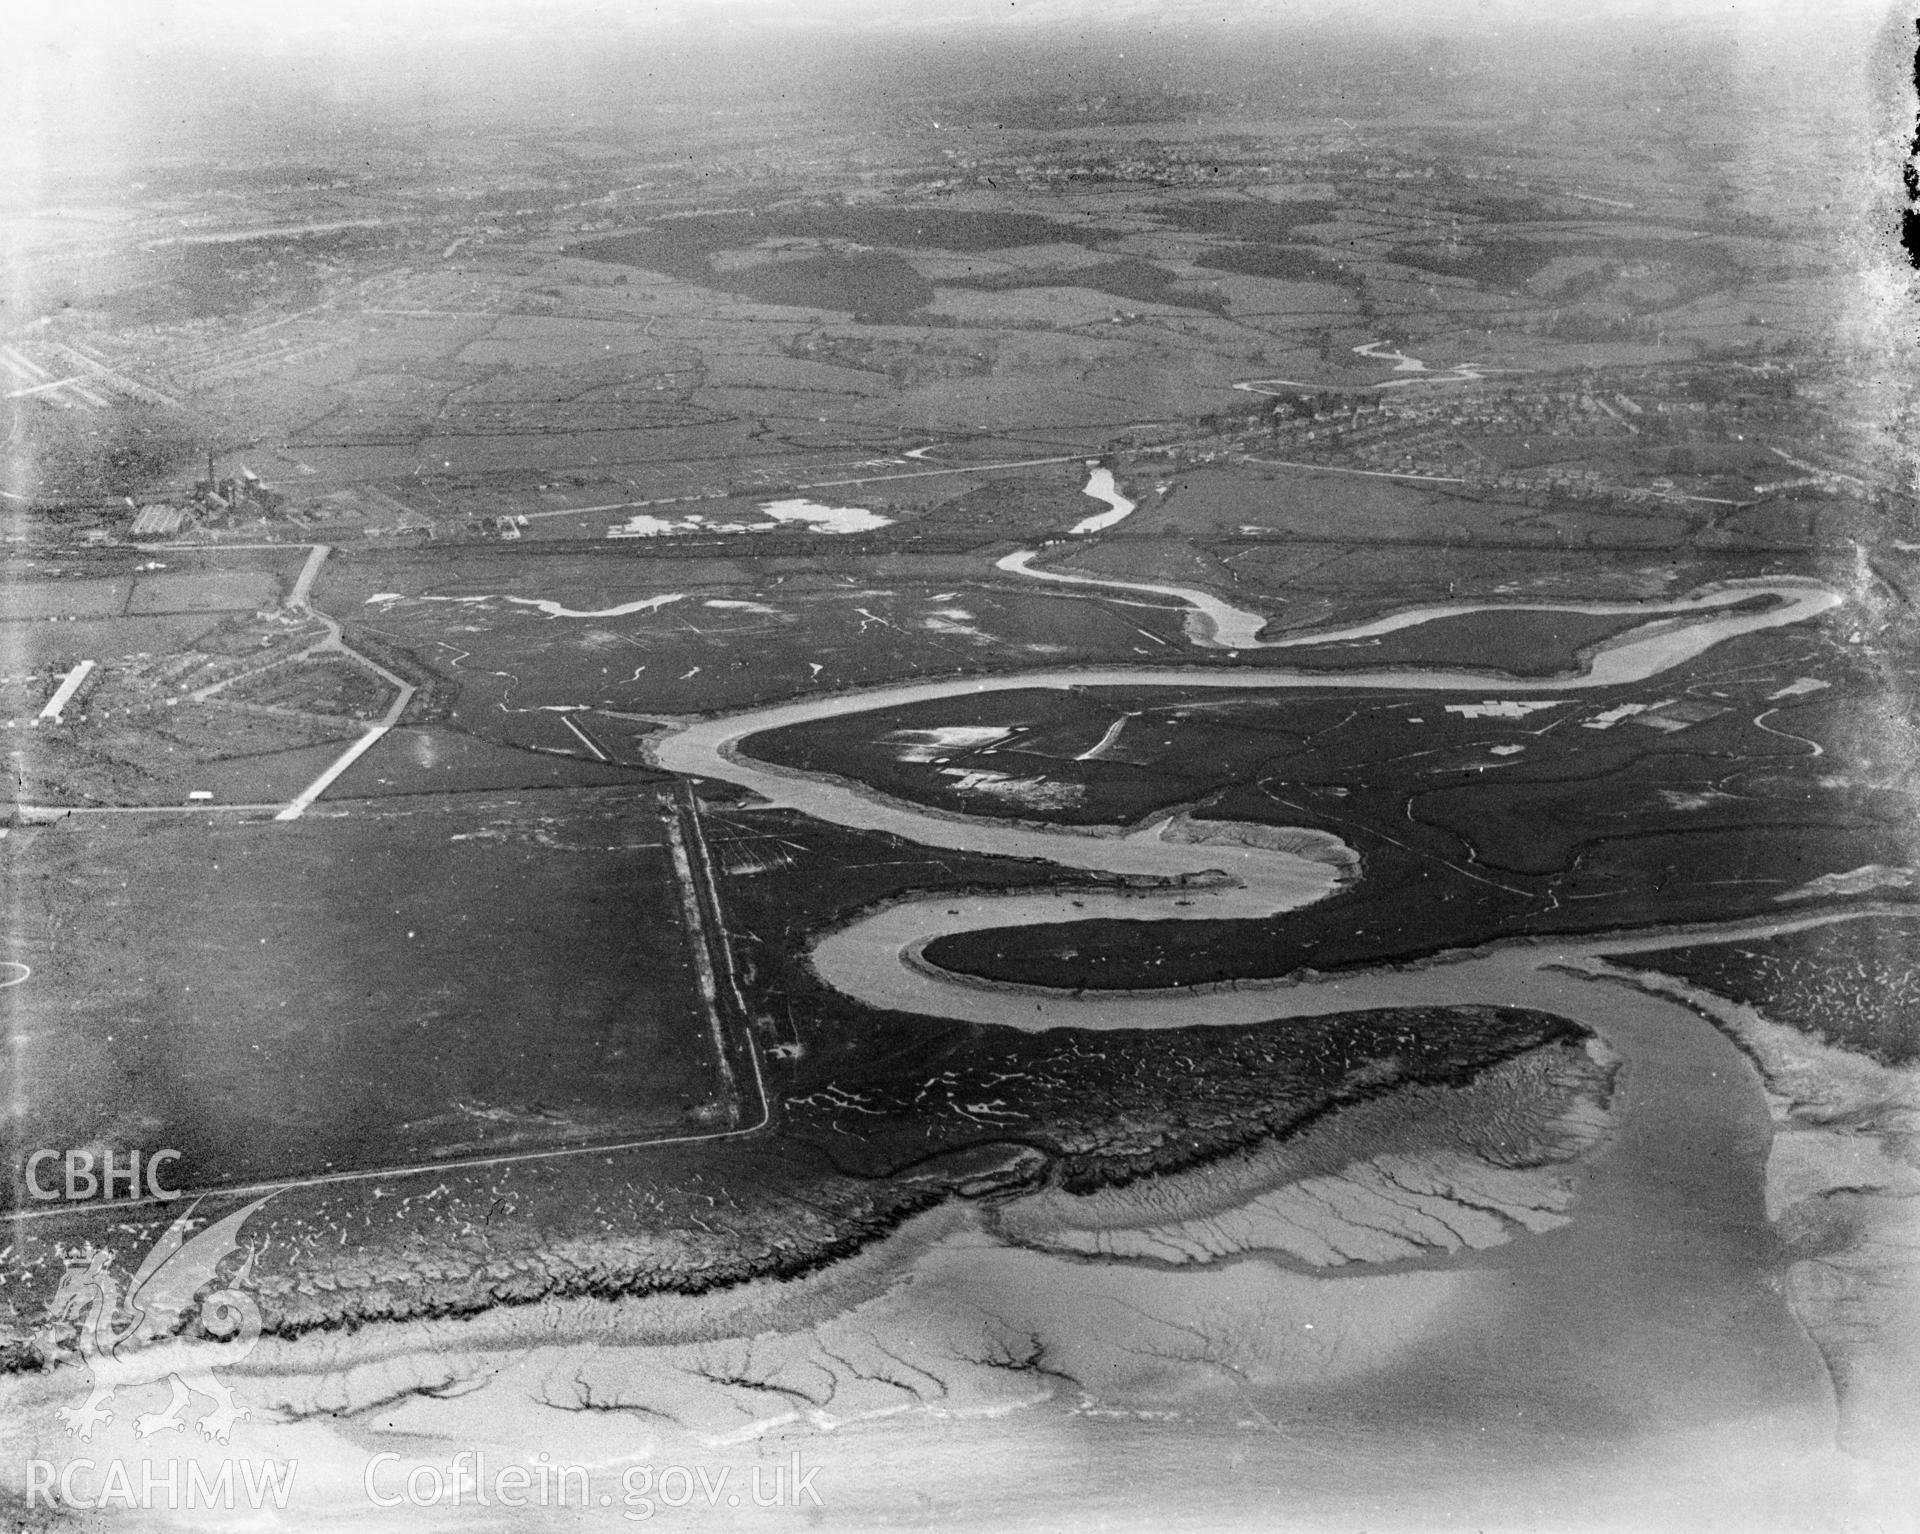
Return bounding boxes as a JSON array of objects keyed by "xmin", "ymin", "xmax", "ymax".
[{"xmin": 24, "ymin": 1150, "xmax": 182, "ymax": 1202}]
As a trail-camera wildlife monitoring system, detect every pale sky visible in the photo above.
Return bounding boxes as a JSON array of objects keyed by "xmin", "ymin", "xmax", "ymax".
[
  {"xmin": 11, "ymin": 0, "xmax": 1904, "ymax": 49},
  {"xmin": 3, "ymin": 0, "xmax": 1902, "ymax": 181}
]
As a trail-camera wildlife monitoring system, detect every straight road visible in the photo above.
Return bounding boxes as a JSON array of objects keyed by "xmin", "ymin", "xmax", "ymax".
[{"xmin": 228, "ymin": 543, "xmax": 423, "ymax": 822}]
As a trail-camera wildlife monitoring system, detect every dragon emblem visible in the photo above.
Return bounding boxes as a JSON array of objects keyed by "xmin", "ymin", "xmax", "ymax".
[{"xmin": 35, "ymin": 1195, "xmax": 272, "ymax": 1444}]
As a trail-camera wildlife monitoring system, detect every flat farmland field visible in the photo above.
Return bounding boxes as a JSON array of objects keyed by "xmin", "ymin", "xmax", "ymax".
[
  {"xmin": 0, "ymin": 787, "xmax": 736, "ymax": 1202},
  {"xmin": 1146, "ymin": 464, "xmax": 1612, "ymax": 543}
]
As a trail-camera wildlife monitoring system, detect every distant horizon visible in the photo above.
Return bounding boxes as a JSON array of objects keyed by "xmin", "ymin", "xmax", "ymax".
[{"xmin": 5, "ymin": 0, "xmax": 1896, "ymax": 197}]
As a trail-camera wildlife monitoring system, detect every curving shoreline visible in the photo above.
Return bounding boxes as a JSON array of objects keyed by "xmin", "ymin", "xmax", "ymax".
[
  {"xmin": 641, "ymin": 563, "xmax": 1849, "ymax": 1443},
  {"xmin": 0, "ymin": 568, "xmax": 1863, "ymax": 1523}
]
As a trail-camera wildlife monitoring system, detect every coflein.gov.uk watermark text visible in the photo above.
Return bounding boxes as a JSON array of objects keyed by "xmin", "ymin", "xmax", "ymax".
[{"xmin": 365, "ymin": 1452, "xmax": 823, "ymax": 1517}]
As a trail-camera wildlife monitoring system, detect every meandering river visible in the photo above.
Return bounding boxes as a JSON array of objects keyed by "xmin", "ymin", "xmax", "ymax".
[
  {"xmin": 997, "ymin": 551, "xmax": 1823, "ymax": 651},
  {"xmin": 1066, "ymin": 466, "xmax": 1136, "ymax": 534},
  {"xmin": 638, "ymin": 561, "xmax": 1847, "ymax": 1497},
  {"xmin": 0, "ymin": 563, "xmax": 1847, "ymax": 1531},
  {"xmin": 650, "ymin": 570, "xmax": 1841, "ymax": 994}
]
